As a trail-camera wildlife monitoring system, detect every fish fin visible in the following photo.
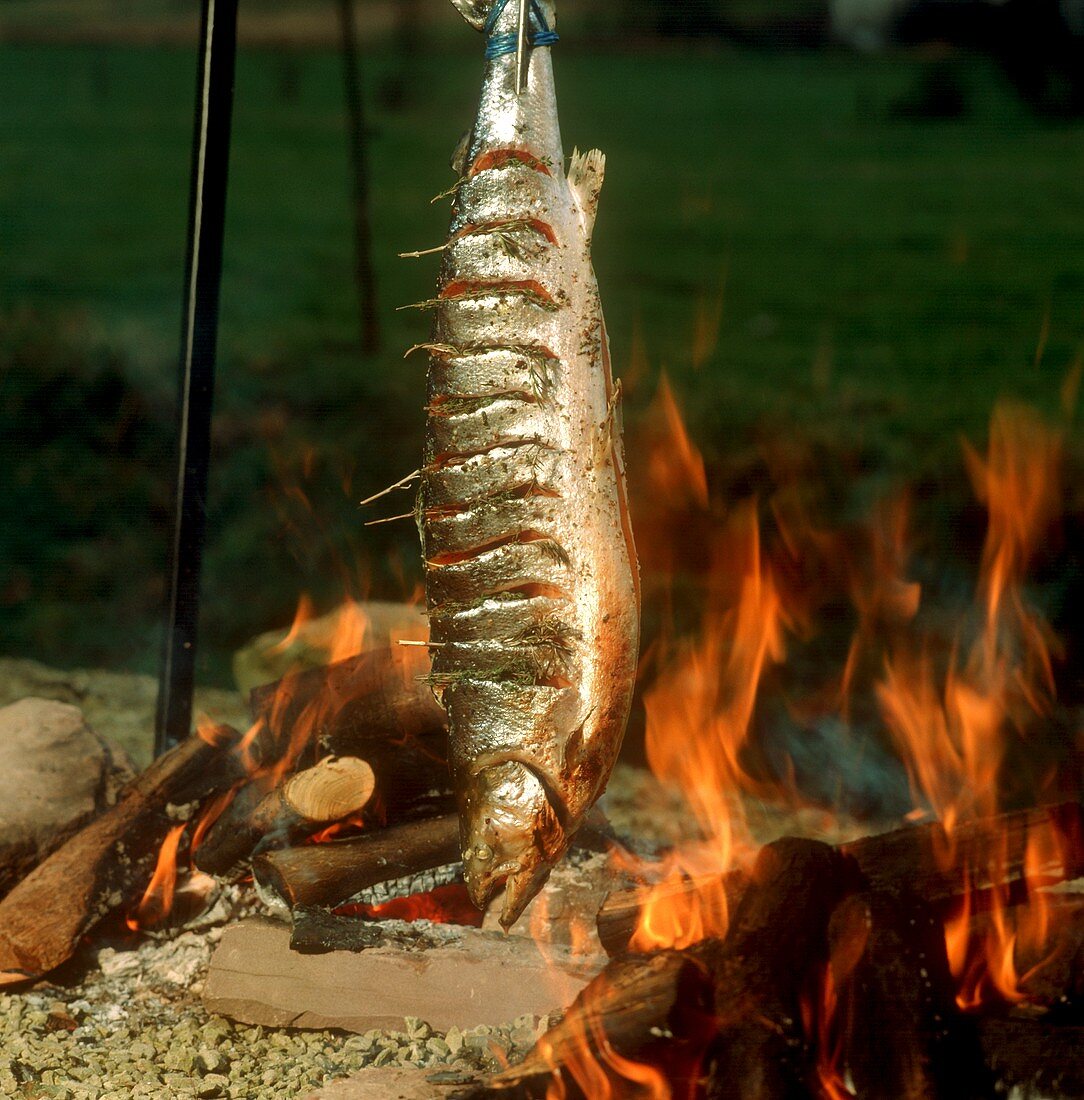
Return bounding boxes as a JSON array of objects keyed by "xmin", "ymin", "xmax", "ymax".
[
  {"xmin": 449, "ymin": 0, "xmax": 488, "ymax": 31},
  {"xmin": 567, "ymin": 147, "xmax": 606, "ymax": 238},
  {"xmin": 593, "ymin": 376, "xmax": 622, "ymax": 467},
  {"xmin": 450, "ymin": 130, "xmax": 471, "ymax": 176}
]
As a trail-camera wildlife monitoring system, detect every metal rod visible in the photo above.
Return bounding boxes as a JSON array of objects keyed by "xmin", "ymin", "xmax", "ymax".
[
  {"xmin": 337, "ymin": 0, "xmax": 380, "ymax": 355},
  {"xmin": 155, "ymin": 0, "xmax": 239, "ymax": 756},
  {"xmin": 515, "ymin": 0, "xmax": 530, "ymax": 93}
]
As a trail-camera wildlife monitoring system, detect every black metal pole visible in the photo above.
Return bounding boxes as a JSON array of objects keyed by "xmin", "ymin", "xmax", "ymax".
[
  {"xmin": 155, "ymin": 0, "xmax": 239, "ymax": 755},
  {"xmin": 337, "ymin": 0, "xmax": 381, "ymax": 356}
]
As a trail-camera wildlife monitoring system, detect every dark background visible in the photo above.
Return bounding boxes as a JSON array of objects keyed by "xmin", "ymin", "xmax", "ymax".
[{"xmin": 1, "ymin": 0, "xmax": 1082, "ymax": 698}]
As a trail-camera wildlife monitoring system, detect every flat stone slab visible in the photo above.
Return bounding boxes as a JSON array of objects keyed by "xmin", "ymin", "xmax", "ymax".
[
  {"xmin": 204, "ymin": 918, "xmax": 603, "ymax": 1033},
  {"xmin": 307, "ymin": 1066, "xmax": 466, "ymax": 1100}
]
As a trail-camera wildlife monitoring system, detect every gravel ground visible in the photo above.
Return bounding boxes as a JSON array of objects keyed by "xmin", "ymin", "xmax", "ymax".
[{"xmin": 0, "ymin": 923, "xmax": 548, "ymax": 1100}]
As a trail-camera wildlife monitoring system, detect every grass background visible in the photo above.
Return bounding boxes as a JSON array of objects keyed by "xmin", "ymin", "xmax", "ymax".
[{"xmin": 1, "ymin": 38, "xmax": 1082, "ymax": 685}]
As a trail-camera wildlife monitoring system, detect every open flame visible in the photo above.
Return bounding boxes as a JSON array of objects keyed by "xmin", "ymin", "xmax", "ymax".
[
  {"xmin": 555, "ymin": 384, "xmax": 1071, "ymax": 1091},
  {"xmin": 127, "ymin": 823, "xmax": 186, "ymax": 932},
  {"xmin": 632, "ymin": 504, "xmax": 789, "ymax": 951},
  {"xmin": 874, "ymin": 401, "xmax": 1063, "ymax": 1009}
]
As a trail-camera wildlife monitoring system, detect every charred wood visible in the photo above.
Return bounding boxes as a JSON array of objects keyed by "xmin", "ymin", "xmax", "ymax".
[
  {"xmin": 471, "ymin": 839, "xmax": 862, "ymax": 1100},
  {"xmin": 290, "ymin": 908, "xmax": 389, "ymax": 953},
  {"xmin": 977, "ymin": 1017, "xmax": 1084, "ymax": 1099},
  {"xmin": 829, "ymin": 890, "xmax": 993, "ymax": 1100},
  {"xmin": 463, "ymin": 943, "xmax": 719, "ymax": 1099},
  {"xmin": 702, "ymin": 838, "xmax": 864, "ymax": 1100},
  {"xmin": 0, "ymin": 726, "xmax": 244, "ymax": 986},
  {"xmin": 844, "ymin": 802, "xmax": 1084, "ymax": 908},
  {"xmin": 251, "ymin": 813, "xmax": 461, "ymax": 912}
]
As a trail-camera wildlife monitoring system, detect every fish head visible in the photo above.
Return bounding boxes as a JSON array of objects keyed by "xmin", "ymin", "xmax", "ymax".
[{"xmin": 459, "ymin": 760, "xmax": 566, "ymax": 928}]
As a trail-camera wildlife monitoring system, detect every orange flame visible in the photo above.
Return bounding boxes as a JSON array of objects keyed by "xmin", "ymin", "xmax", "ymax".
[
  {"xmin": 873, "ymin": 402, "xmax": 1063, "ymax": 1009},
  {"xmin": 306, "ymin": 812, "xmax": 368, "ymax": 845},
  {"xmin": 127, "ymin": 823, "xmax": 186, "ymax": 932},
  {"xmin": 268, "ymin": 593, "xmax": 317, "ymax": 656},
  {"xmin": 645, "ymin": 374, "xmax": 709, "ymax": 511},
  {"xmin": 539, "ymin": 982, "xmax": 673, "ymax": 1100},
  {"xmin": 633, "ymin": 505, "xmax": 788, "ymax": 951}
]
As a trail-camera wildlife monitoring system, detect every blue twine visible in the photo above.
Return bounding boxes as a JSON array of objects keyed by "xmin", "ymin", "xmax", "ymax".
[{"xmin": 484, "ymin": 0, "xmax": 559, "ymax": 62}]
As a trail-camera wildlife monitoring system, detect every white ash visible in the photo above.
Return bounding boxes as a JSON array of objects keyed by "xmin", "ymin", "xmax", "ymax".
[{"xmin": 345, "ymin": 862, "xmax": 463, "ymax": 906}]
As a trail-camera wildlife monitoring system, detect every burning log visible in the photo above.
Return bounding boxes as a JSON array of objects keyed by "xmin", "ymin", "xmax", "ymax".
[
  {"xmin": 597, "ymin": 801, "xmax": 1084, "ymax": 956},
  {"xmin": 0, "ymin": 726, "xmax": 243, "ymax": 986},
  {"xmin": 475, "ymin": 839, "xmax": 862, "ymax": 1100},
  {"xmin": 195, "ymin": 755, "xmax": 376, "ymax": 876},
  {"xmin": 828, "ymin": 890, "xmax": 993, "ymax": 1100},
  {"xmin": 467, "ymin": 944, "xmax": 718, "ymax": 1099},
  {"xmin": 701, "ymin": 839, "xmax": 864, "ymax": 1100},
  {"xmin": 976, "ymin": 1018, "xmax": 1084, "ymax": 1099},
  {"xmin": 247, "ymin": 645, "xmax": 452, "ymax": 820},
  {"xmin": 251, "ymin": 812, "xmax": 461, "ymax": 912},
  {"xmin": 596, "ymin": 869, "xmax": 746, "ymax": 958},
  {"xmin": 249, "ymin": 644, "xmax": 444, "ymax": 754},
  {"xmin": 477, "ymin": 824, "xmax": 1084, "ymax": 1100}
]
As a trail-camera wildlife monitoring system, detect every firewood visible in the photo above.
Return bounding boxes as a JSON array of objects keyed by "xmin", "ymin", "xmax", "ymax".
[
  {"xmin": 597, "ymin": 801, "xmax": 1084, "ymax": 956},
  {"xmin": 845, "ymin": 802, "xmax": 1084, "ymax": 907},
  {"xmin": 976, "ymin": 1017, "xmax": 1084, "ymax": 1099},
  {"xmin": 829, "ymin": 890, "xmax": 994, "ymax": 1100},
  {"xmin": 0, "ymin": 726, "xmax": 244, "ymax": 986},
  {"xmin": 474, "ymin": 839, "xmax": 862, "ymax": 1100},
  {"xmin": 249, "ymin": 644, "xmax": 445, "ymax": 759},
  {"xmin": 702, "ymin": 838, "xmax": 865, "ymax": 1100},
  {"xmin": 251, "ymin": 813, "xmax": 461, "ymax": 912},
  {"xmin": 195, "ymin": 756, "xmax": 376, "ymax": 876},
  {"xmin": 466, "ymin": 944, "xmax": 719, "ymax": 1099},
  {"xmin": 596, "ymin": 868, "xmax": 747, "ymax": 958},
  {"xmin": 247, "ymin": 645, "xmax": 452, "ymax": 820}
]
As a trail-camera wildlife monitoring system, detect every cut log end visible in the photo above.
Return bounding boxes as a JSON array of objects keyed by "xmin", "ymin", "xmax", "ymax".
[{"xmin": 282, "ymin": 755, "xmax": 375, "ymax": 822}]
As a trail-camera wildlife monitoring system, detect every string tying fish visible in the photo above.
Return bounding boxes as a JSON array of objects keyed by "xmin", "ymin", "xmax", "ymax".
[{"xmin": 484, "ymin": 0, "xmax": 558, "ymax": 62}]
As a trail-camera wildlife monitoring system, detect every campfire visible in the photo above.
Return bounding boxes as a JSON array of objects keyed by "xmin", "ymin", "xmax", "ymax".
[{"xmin": 1, "ymin": 389, "xmax": 1082, "ymax": 1099}]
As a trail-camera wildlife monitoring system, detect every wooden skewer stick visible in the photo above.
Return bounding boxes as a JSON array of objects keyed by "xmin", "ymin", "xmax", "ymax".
[{"xmin": 251, "ymin": 813, "xmax": 461, "ymax": 912}]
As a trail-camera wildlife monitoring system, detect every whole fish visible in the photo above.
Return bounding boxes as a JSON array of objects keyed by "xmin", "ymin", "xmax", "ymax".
[{"xmin": 411, "ymin": 0, "xmax": 639, "ymax": 927}]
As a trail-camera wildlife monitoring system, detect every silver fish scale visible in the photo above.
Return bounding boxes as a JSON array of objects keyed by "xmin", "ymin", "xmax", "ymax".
[{"xmin": 416, "ymin": 0, "xmax": 639, "ymax": 927}]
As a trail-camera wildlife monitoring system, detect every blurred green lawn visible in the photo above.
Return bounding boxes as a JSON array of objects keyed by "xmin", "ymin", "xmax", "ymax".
[{"xmin": 1, "ymin": 41, "xmax": 1082, "ymax": 681}]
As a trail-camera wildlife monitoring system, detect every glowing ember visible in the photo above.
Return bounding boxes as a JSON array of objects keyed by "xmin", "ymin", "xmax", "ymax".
[{"xmin": 334, "ymin": 883, "xmax": 483, "ymax": 926}]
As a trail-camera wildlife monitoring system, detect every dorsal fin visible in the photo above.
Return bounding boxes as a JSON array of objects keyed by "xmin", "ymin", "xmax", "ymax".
[
  {"xmin": 450, "ymin": 0, "xmax": 489, "ymax": 31},
  {"xmin": 567, "ymin": 148, "xmax": 606, "ymax": 237}
]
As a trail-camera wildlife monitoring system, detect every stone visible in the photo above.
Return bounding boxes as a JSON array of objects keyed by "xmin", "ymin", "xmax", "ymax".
[
  {"xmin": 196, "ymin": 1049, "xmax": 228, "ymax": 1075},
  {"xmin": 0, "ymin": 697, "xmax": 132, "ymax": 898},
  {"xmin": 232, "ymin": 600, "xmax": 429, "ymax": 696},
  {"xmin": 0, "ymin": 657, "xmax": 247, "ymax": 769},
  {"xmin": 195, "ymin": 1074, "xmax": 229, "ymax": 1098},
  {"xmin": 203, "ymin": 918, "xmax": 603, "ymax": 1034},
  {"xmin": 305, "ymin": 1066, "xmax": 468, "ymax": 1100}
]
